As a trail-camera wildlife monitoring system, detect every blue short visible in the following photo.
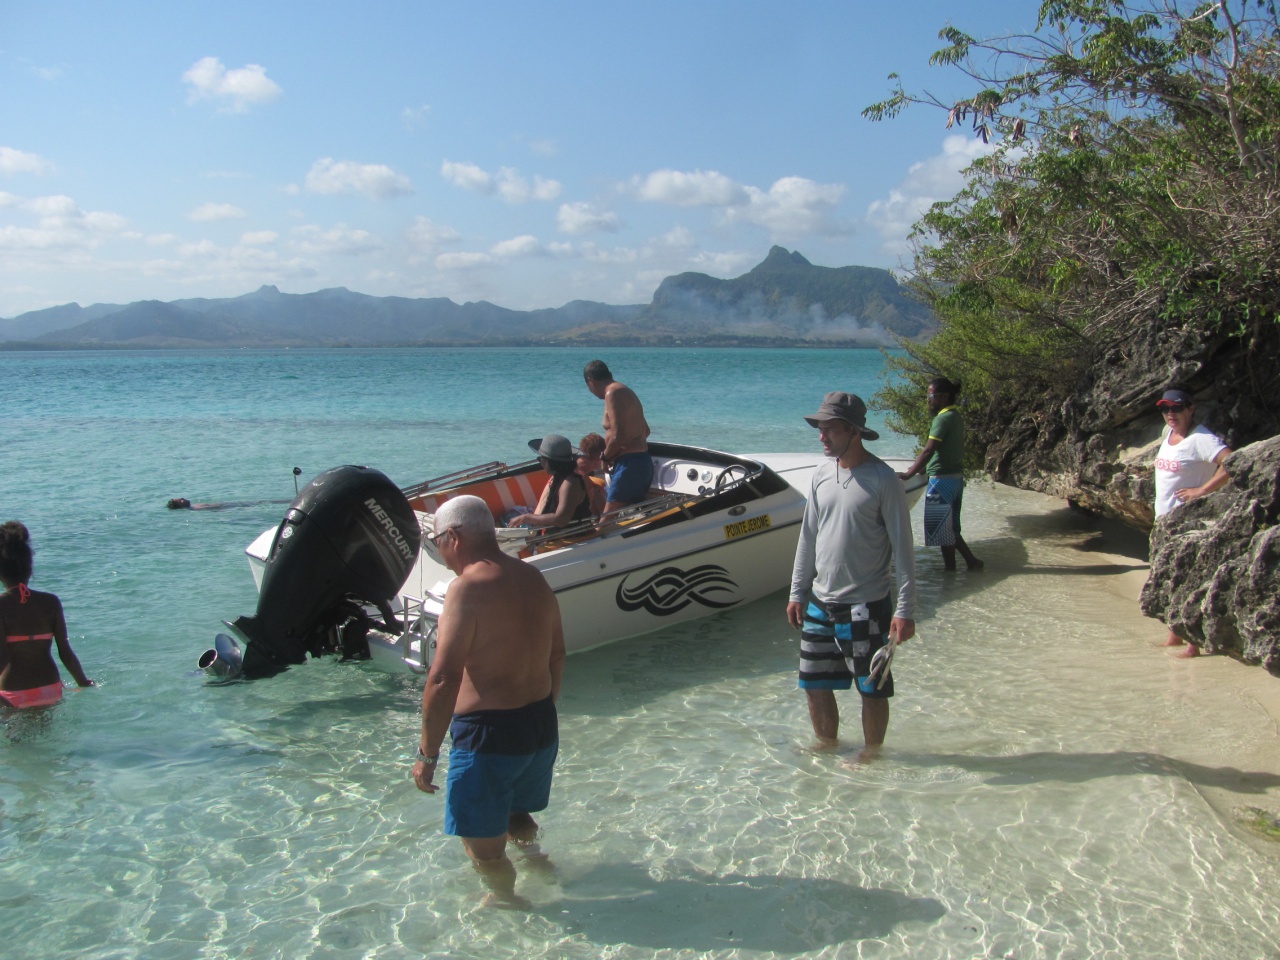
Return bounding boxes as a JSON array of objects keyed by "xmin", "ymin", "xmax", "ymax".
[
  {"xmin": 797, "ymin": 595, "xmax": 894, "ymax": 698},
  {"xmin": 444, "ymin": 694, "xmax": 558, "ymax": 838},
  {"xmin": 924, "ymin": 475, "xmax": 964, "ymax": 547},
  {"xmin": 605, "ymin": 451, "xmax": 654, "ymax": 504}
]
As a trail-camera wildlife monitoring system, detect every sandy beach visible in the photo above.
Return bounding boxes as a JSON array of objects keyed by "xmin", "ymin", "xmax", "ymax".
[{"xmin": 964, "ymin": 480, "xmax": 1280, "ymax": 852}]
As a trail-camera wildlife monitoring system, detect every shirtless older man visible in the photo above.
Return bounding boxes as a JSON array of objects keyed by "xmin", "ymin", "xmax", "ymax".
[
  {"xmin": 411, "ymin": 495, "xmax": 565, "ymax": 903},
  {"xmin": 583, "ymin": 359, "xmax": 652, "ymax": 515}
]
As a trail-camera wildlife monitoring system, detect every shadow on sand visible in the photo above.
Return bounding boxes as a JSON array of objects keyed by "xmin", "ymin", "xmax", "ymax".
[
  {"xmin": 900, "ymin": 749, "xmax": 1280, "ymax": 795},
  {"xmin": 539, "ymin": 861, "xmax": 944, "ymax": 953}
]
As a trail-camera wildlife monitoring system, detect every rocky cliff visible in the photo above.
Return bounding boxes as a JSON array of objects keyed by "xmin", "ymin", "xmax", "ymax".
[
  {"xmin": 980, "ymin": 321, "xmax": 1277, "ymax": 523},
  {"xmin": 973, "ymin": 318, "xmax": 1280, "ymax": 673}
]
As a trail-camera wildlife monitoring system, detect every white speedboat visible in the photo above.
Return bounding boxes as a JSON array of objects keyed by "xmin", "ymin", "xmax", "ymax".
[{"xmin": 219, "ymin": 444, "xmax": 924, "ymax": 678}]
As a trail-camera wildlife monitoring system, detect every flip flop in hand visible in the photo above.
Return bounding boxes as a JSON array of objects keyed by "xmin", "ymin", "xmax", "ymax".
[{"xmin": 868, "ymin": 640, "xmax": 897, "ymax": 690}]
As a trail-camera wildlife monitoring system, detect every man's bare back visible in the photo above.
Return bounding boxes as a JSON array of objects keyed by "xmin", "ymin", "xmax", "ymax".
[
  {"xmin": 442, "ymin": 552, "xmax": 563, "ymax": 713},
  {"xmin": 601, "ymin": 381, "xmax": 650, "ymax": 461}
]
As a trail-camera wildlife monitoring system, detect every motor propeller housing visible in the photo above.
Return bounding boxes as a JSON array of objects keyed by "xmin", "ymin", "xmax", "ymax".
[{"xmin": 210, "ymin": 465, "xmax": 421, "ymax": 679}]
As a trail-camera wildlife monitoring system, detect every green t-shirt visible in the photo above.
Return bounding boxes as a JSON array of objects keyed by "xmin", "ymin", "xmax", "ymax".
[{"xmin": 926, "ymin": 406, "xmax": 965, "ymax": 476}]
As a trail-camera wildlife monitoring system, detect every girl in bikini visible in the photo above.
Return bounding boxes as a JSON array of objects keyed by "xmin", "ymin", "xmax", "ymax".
[{"xmin": 0, "ymin": 521, "xmax": 93, "ymax": 708}]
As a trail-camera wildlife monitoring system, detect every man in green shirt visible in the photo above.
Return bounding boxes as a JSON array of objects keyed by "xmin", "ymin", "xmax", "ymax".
[{"xmin": 898, "ymin": 378, "xmax": 984, "ymax": 571}]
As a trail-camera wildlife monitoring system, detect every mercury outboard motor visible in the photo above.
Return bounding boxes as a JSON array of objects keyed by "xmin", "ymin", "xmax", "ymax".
[{"xmin": 215, "ymin": 465, "xmax": 421, "ymax": 679}]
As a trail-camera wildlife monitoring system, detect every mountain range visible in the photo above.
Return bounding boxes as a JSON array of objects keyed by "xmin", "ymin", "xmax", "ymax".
[{"xmin": 0, "ymin": 247, "xmax": 934, "ymax": 348}]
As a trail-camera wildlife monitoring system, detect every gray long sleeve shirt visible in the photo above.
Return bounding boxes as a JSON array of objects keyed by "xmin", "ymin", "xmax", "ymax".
[{"xmin": 789, "ymin": 455, "xmax": 916, "ymax": 620}]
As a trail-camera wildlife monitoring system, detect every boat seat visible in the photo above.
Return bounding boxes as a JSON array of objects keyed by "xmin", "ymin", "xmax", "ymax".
[{"xmin": 414, "ymin": 470, "xmax": 549, "ymax": 521}]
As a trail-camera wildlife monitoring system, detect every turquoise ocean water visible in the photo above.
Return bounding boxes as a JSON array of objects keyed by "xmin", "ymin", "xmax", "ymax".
[{"xmin": 2, "ymin": 347, "xmax": 1278, "ymax": 959}]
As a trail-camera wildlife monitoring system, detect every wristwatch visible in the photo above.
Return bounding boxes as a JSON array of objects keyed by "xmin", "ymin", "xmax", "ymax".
[{"xmin": 416, "ymin": 747, "xmax": 439, "ymax": 764}]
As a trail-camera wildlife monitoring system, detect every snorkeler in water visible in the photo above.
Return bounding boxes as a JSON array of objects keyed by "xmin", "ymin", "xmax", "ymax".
[{"xmin": 167, "ymin": 497, "xmax": 292, "ymax": 511}]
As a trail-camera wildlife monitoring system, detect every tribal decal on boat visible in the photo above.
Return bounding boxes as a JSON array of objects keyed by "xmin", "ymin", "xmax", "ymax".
[{"xmin": 615, "ymin": 564, "xmax": 740, "ymax": 616}]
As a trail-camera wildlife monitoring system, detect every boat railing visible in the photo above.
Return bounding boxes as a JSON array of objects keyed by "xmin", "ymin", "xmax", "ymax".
[
  {"xmin": 402, "ymin": 459, "xmax": 538, "ymax": 499},
  {"xmin": 394, "ymin": 594, "xmax": 436, "ymax": 672},
  {"xmin": 522, "ymin": 490, "xmax": 698, "ymax": 552}
]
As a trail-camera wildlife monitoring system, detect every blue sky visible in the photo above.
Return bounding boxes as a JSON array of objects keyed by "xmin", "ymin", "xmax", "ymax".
[{"xmin": 0, "ymin": 1, "xmax": 1034, "ymax": 318}]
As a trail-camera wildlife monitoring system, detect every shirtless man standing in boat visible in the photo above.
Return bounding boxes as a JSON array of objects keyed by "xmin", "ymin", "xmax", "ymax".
[
  {"xmin": 583, "ymin": 359, "xmax": 653, "ymax": 516},
  {"xmin": 411, "ymin": 495, "xmax": 565, "ymax": 906}
]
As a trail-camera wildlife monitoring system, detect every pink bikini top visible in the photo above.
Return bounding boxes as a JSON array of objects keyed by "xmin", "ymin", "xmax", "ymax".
[{"xmin": 5, "ymin": 584, "xmax": 51, "ymax": 640}]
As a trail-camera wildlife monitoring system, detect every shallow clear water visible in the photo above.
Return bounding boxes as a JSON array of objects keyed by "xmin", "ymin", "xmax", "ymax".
[{"xmin": 1, "ymin": 348, "xmax": 1277, "ymax": 959}]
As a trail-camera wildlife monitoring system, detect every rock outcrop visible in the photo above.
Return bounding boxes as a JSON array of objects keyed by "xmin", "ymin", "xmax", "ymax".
[
  {"xmin": 1139, "ymin": 436, "xmax": 1280, "ymax": 673},
  {"xmin": 979, "ymin": 320, "xmax": 1276, "ymax": 527}
]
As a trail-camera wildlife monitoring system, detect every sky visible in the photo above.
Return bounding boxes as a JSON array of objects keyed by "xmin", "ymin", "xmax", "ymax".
[{"xmin": 0, "ymin": 1, "xmax": 1037, "ymax": 319}]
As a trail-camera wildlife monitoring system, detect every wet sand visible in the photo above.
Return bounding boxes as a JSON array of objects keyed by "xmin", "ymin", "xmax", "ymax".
[{"xmin": 969, "ymin": 481, "xmax": 1280, "ymax": 851}]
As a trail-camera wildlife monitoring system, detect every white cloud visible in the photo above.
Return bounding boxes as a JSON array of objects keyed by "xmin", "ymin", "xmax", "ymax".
[
  {"xmin": 189, "ymin": 202, "xmax": 246, "ymax": 222},
  {"xmin": 25, "ymin": 194, "xmax": 125, "ymax": 232},
  {"xmin": 441, "ymin": 160, "xmax": 493, "ymax": 194},
  {"xmin": 0, "ymin": 147, "xmax": 54, "ymax": 176},
  {"xmin": 436, "ymin": 251, "xmax": 492, "ymax": 271},
  {"xmin": 661, "ymin": 225, "xmax": 696, "ymax": 249},
  {"xmin": 0, "ymin": 191, "xmax": 20, "ymax": 208},
  {"xmin": 686, "ymin": 250, "xmax": 757, "ymax": 276},
  {"xmin": 866, "ymin": 135, "xmax": 995, "ymax": 253},
  {"xmin": 157, "ymin": 238, "xmax": 317, "ymax": 285},
  {"xmin": 182, "ymin": 56, "xmax": 282, "ymax": 113},
  {"xmin": 402, "ymin": 104, "xmax": 431, "ymax": 129},
  {"xmin": 290, "ymin": 224, "xmax": 380, "ymax": 256},
  {"xmin": 441, "ymin": 161, "xmax": 562, "ymax": 204},
  {"xmin": 240, "ymin": 230, "xmax": 278, "ymax": 245},
  {"xmin": 0, "ymin": 194, "xmax": 125, "ymax": 253},
  {"xmin": 579, "ymin": 242, "xmax": 638, "ymax": 264},
  {"xmin": 529, "ymin": 138, "xmax": 557, "ymax": 158},
  {"xmin": 631, "ymin": 168, "xmax": 847, "ymax": 239},
  {"xmin": 305, "ymin": 158, "xmax": 413, "ymax": 200},
  {"xmin": 497, "ymin": 168, "xmax": 562, "ymax": 203},
  {"xmin": 490, "ymin": 235, "xmax": 543, "ymax": 258},
  {"xmin": 633, "ymin": 169, "xmax": 748, "ymax": 207},
  {"xmin": 558, "ymin": 201, "xmax": 619, "ymax": 235},
  {"xmin": 724, "ymin": 177, "xmax": 847, "ymax": 238},
  {"xmin": 405, "ymin": 217, "xmax": 461, "ymax": 262}
]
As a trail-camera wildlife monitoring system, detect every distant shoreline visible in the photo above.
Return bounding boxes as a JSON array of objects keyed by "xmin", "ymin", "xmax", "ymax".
[{"xmin": 0, "ymin": 338, "xmax": 905, "ymax": 351}]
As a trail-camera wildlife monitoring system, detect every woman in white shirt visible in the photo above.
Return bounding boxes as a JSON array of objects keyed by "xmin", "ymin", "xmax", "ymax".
[{"xmin": 1152, "ymin": 387, "xmax": 1231, "ymax": 656}]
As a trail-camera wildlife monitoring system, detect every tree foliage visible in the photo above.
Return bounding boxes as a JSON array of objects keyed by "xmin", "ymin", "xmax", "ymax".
[{"xmin": 866, "ymin": 0, "xmax": 1280, "ymax": 452}]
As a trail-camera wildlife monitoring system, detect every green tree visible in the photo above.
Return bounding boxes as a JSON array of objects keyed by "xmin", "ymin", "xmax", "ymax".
[{"xmin": 866, "ymin": 0, "xmax": 1280, "ymax": 460}]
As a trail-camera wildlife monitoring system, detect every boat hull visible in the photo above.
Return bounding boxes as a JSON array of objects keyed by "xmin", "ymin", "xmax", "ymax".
[{"xmin": 241, "ymin": 447, "xmax": 927, "ymax": 675}]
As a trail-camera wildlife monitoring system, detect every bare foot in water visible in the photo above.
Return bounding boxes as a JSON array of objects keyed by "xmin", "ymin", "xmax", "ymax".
[
  {"xmin": 1176, "ymin": 644, "xmax": 1202, "ymax": 658},
  {"xmin": 479, "ymin": 891, "xmax": 533, "ymax": 911},
  {"xmin": 794, "ymin": 737, "xmax": 840, "ymax": 756},
  {"xmin": 1163, "ymin": 629, "xmax": 1185, "ymax": 648},
  {"xmin": 843, "ymin": 744, "xmax": 883, "ymax": 768}
]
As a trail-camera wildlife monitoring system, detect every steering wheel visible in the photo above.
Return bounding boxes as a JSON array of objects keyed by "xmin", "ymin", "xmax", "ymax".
[{"xmin": 714, "ymin": 464, "xmax": 751, "ymax": 493}]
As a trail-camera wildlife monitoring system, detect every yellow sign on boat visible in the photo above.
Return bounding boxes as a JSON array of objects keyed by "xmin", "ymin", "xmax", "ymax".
[{"xmin": 723, "ymin": 514, "xmax": 771, "ymax": 540}]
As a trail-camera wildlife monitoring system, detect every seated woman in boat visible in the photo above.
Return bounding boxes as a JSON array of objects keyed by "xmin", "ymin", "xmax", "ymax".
[
  {"xmin": 508, "ymin": 435, "xmax": 592, "ymax": 533},
  {"xmin": 576, "ymin": 433, "xmax": 608, "ymax": 519},
  {"xmin": 0, "ymin": 520, "xmax": 93, "ymax": 709}
]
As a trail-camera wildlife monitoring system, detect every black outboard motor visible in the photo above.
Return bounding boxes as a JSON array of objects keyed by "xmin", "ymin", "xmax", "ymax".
[{"xmin": 220, "ymin": 465, "xmax": 421, "ymax": 678}]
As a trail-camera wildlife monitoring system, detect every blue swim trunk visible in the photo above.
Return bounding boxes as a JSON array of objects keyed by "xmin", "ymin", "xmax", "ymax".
[
  {"xmin": 923, "ymin": 475, "xmax": 964, "ymax": 547},
  {"xmin": 798, "ymin": 595, "xmax": 894, "ymax": 698},
  {"xmin": 605, "ymin": 451, "xmax": 654, "ymax": 504},
  {"xmin": 445, "ymin": 694, "xmax": 559, "ymax": 839}
]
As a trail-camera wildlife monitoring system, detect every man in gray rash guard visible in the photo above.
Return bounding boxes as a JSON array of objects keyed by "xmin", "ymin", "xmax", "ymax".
[{"xmin": 786, "ymin": 391, "xmax": 916, "ymax": 760}]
